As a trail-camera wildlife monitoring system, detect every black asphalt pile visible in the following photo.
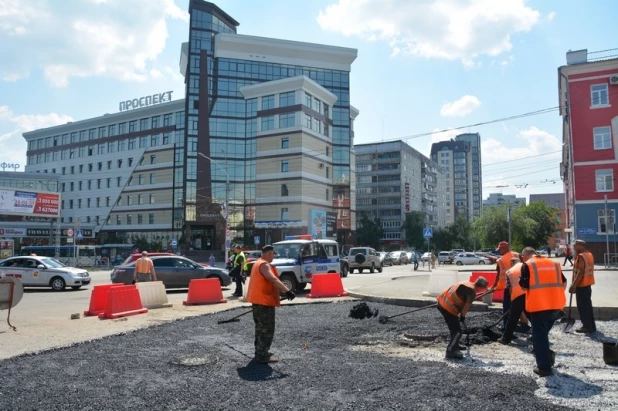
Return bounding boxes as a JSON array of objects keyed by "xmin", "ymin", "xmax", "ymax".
[
  {"xmin": 349, "ymin": 301, "xmax": 379, "ymax": 319},
  {"xmin": 0, "ymin": 301, "xmax": 569, "ymax": 411}
]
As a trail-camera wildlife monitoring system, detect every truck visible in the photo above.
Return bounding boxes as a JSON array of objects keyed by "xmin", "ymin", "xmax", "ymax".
[{"xmin": 266, "ymin": 237, "xmax": 341, "ymax": 292}]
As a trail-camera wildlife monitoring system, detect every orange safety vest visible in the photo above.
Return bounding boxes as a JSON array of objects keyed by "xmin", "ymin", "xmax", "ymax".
[
  {"xmin": 246, "ymin": 259, "xmax": 281, "ymax": 307},
  {"xmin": 506, "ymin": 263, "xmax": 525, "ymax": 301},
  {"xmin": 136, "ymin": 258, "xmax": 152, "ymax": 274},
  {"xmin": 525, "ymin": 257, "xmax": 566, "ymax": 313},
  {"xmin": 437, "ymin": 281, "xmax": 474, "ymax": 316},
  {"xmin": 496, "ymin": 251, "xmax": 520, "ymax": 291},
  {"xmin": 575, "ymin": 251, "xmax": 595, "ymax": 287}
]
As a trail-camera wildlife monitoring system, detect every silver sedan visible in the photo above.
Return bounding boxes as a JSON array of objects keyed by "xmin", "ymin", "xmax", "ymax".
[{"xmin": 0, "ymin": 256, "xmax": 91, "ymax": 291}]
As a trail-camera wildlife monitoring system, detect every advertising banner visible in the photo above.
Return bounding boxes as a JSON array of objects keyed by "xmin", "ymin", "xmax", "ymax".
[
  {"xmin": 0, "ymin": 189, "xmax": 60, "ymax": 217},
  {"xmin": 310, "ymin": 209, "xmax": 327, "ymax": 239},
  {"xmin": 0, "ymin": 240, "xmax": 14, "ymax": 259},
  {"xmin": 405, "ymin": 183, "xmax": 410, "ymax": 212},
  {"xmin": 326, "ymin": 212, "xmax": 337, "ymax": 237}
]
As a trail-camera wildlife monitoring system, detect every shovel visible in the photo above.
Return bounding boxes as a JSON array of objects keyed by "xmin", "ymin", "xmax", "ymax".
[
  {"xmin": 560, "ymin": 294, "xmax": 575, "ymax": 333},
  {"xmin": 218, "ymin": 297, "xmax": 286, "ymax": 325}
]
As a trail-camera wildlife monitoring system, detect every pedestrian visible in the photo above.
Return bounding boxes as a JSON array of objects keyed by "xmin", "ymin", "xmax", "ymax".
[
  {"xmin": 209, "ymin": 253, "xmax": 216, "ymax": 267},
  {"xmin": 436, "ymin": 276, "xmax": 489, "ymax": 359},
  {"xmin": 519, "ymin": 247, "xmax": 566, "ymax": 376},
  {"xmin": 547, "ymin": 247, "xmax": 552, "ymax": 258},
  {"xmin": 500, "ymin": 256, "xmax": 527, "ymax": 344},
  {"xmin": 570, "ymin": 240, "xmax": 596, "ymax": 333},
  {"xmin": 134, "ymin": 251, "xmax": 157, "ymax": 283},
  {"xmin": 413, "ymin": 252, "xmax": 419, "ymax": 271},
  {"xmin": 488, "ymin": 241, "xmax": 520, "ymax": 329},
  {"xmin": 245, "ymin": 245, "xmax": 296, "ymax": 364},
  {"xmin": 430, "ymin": 249, "xmax": 436, "ymax": 269},
  {"xmin": 230, "ymin": 245, "xmax": 246, "ymax": 297},
  {"xmin": 563, "ymin": 245, "xmax": 573, "ymax": 266}
]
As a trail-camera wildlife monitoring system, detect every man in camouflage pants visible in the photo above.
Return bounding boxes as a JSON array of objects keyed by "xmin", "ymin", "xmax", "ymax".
[{"xmin": 245, "ymin": 245, "xmax": 295, "ymax": 364}]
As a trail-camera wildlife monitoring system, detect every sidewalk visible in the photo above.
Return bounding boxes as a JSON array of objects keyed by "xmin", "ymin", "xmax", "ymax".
[{"xmin": 344, "ymin": 265, "xmax": 618, "ymax": 320}]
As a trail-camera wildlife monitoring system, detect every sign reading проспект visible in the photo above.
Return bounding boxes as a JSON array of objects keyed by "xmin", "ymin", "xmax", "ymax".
[{"xmin": 119, "ymin": 91, "xmax": 173, "ymax": 112}]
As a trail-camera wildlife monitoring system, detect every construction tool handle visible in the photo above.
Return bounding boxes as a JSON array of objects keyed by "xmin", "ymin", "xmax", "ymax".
[
  {"xmin": 387, "ymin": 303, "xmax": 438, "ymax": 320},
  {"xmin": 567, "ymin": 293, "xmax": 573, "ymax": 317}
]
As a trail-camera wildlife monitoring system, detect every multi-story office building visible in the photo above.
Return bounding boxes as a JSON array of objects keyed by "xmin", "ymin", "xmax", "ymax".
[
  {"xmin": 530, "ymin": 193, "xmax": 566, "ymax": 250},
  {"xmin": 559, "ymin": 48, "xmax": 618, "ymax": 261},
  {"xmin": 483, "ymin": 193, "xmax": 526, "ymax": 208},
  {"xmin": 431, "ymin": 137, "xmax": 478, "ymax": 224},
  {"xmin": 23, "ymin": 99, "xmax": 185, "ymax": 246},
  {"xmin": 455, "ymin": 133, "xmax": 482, "ymax": 218},
  {"xmin": 354, "ymin": 141, "xmax": 445, "ymax": 247},
  {"xmin": 180, "ymin": 0, "xmax": 358, "ymax": 248}
]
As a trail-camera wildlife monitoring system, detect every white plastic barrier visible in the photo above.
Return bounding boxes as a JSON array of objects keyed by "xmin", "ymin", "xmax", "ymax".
[
  {"xmin": 241, "ymin": 277, "xmax": 250, "ymax": 303},
  {"xmin": 422, "ymin": 271, "xmax": 459, "ymax": 297},
  {"xmin": 137, "ymin": 281, "xmax": 172, "ymax": 309}
]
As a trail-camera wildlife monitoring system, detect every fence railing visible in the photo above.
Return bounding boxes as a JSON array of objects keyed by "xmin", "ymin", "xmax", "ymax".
[{"xmin": 603, "ymin": 253, "xmax": 618, "ymax": 268}]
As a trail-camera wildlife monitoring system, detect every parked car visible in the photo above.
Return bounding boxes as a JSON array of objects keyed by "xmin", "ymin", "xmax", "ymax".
[
  {"xmin": 475, "ymin": 252, "xmax": 498, "ymax": 263},
  {"xmin": 111, "ymin": 255, "xmax": 232, "ymax": 288},
  {"xmin": 451, "ymin": 249, "xmax": 465, "ymax": 255},
  {"xmin": 378, "ymin": 252, "xmax": 395, "ymax": 267},
  {"xmin": 438, "ymin": 251, "xmax": 454, "ymax": 264},
  {"xmin": 122, "ymin": 252, "xmax": 177, "ymax": 266},
  {"xmin": 421, "ymin": 252, "xmax": 431, "ymax": 262},
  {"xmin": 340, "ymin": 254, "xmax": 350, "ymax": 277},
  {"xmin": 0, "ymin": 256, "xmax": 91, "ymax": 291},
  {"xmin": 454, "ymin": 253, "xmax": 491, "ymax": 265},
  {"xmin": 389, "ymin": 251, "xmax": 409, "ymax": 265},
  {"xmin": 348, "ymin": 247, "xmax": 382, "ymax": 273}
]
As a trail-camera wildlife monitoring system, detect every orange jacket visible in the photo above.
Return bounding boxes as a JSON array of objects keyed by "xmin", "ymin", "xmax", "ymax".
[
  {"xmin": 496, "ymin": 251, "xmax": 520, "ymax": 291},
  {"xmin": 574, "ymin": 251, "xmax": 595, "ymax": 287},
  {"xmin": 437, "ymin": 281, "xmax": 474, "ymax": 316},
  {"xmin": 506, "ymin": 263, "xmax": 525, "ymax": 301},
  {"xmin": 246, "ymin": 259, "xmax": 281, "ymax": 307},
  {"xmin": 525, "ymin": 257, "xmax": 566, "ymax": 313}
]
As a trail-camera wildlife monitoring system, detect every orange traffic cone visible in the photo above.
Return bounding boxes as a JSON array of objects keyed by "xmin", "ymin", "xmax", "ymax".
[
  {"xmin": 183, "ymin": 278, "xmax": 227, "ymax": 305},
  {"xmin": 306, "ymin": 273, "xmax": 348, "ymax": 298}
]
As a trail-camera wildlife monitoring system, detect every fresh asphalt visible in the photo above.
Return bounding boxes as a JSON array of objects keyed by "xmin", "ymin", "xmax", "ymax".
[{"xmin": 0, "ymin": 301, "xmax": 572, "ymax": 411}]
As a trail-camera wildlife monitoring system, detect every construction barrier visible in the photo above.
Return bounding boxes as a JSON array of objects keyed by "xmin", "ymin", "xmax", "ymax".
[
  {"xmin": 422, "ymin": 271, "xmax": 459, "ymax": 297},
  {"xmin": 306, "ymin": 273, "xmax": 348, "ymax": 298},
  {"xmin": 84, "ymin": 284, "xmax": 125, "ymax": 316},
  {"xmin": 98, "ymin": 285, "xmax": 148, "ymax": 319},
  {"xmin": 183, "ymin": 278, "xmax": 227, "ymax": 305},
  {"xmin": 241, "ymin": 276, "xmax": 250, "ymax": 303},
  {"xmin": 470, "ymin": 272, "xmax": 503, "ymax": 302},
  {"xmin": 137, "ymin": 281, "xmax": 172, "ymax": 309}
]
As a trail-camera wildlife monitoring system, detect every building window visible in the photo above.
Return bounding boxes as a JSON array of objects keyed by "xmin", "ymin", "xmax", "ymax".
[
  {"xmin": 118, "ymin": 159, "xmax": 123, "ymax": 168},
  {"xmin": 326, "ymin": 189, "xmax": 330, "ymax": 201},
  {"xmin": 128, "ymin": 158, "xmax": 133, "ymax": 167},
  {"xmin": 326, "ymin": 167, "xmax": 330, "ymax": 179},
  {"xmin": 261, "ymin": 116, "xmax": 275, "ymax": 131},
  {"xmin": 279, "ymin": 113, "xmax": 295, "ymax": 128},
  {"xmin": 596, "ymin": 169, "xmax": 614, "ymax": 192},
  {"xmin": 594, "ymin": 127, "xmax": 612, "ymax": 150},
  {"xmin": 150, "ymin": 194, "xmax": 155, "ymax": 204},
  {"xmin": 150, "ymin": 173, "xmax": 155, "ymax": 184},
  {"xmin": 138, "ymin": 175, "xmax": 144, "ymax": 185},
  {"xmin": 281, "ymin": 160, "xmax": 289, "ymax": 173},
  {"xmin": 303, "ymin": 113, "xmax": 312, "ymax": 128},
  {"xmin": 262, "ymin": 95, "xmax": 275, "ymax": 110},
  {"xmin": 127, "ymin": 215, "xmax": 132, "ymax": 225},
  {"xmin": 61, "ymin": 200, "xmax": 65, "ymax": 209},
  {"xmin": 598, "ymin": 209, "xmax": 616, "ymax": 233},
  {"xmin": 117, "ymin": 177, "xmax": 122, "ymax": 187},
  {"xmin": 106, "ymin": 197, "xmax": 110, "ymax": 207},
  {"xmin": 138, "ymin": 194, "xmax": 143, "ymax": 205},
  {"xmin": 281, "ymin": 138, "xmax": 289, "ymax": 149},
  {"xmin": 150, "ymin": 155, "xmax": 156, "ymax": 164},
  {"xmin": 591, "ymin": 84, "xmax": 609, "ymax": 106},
  {"xmin": 70, "ymin": 182, "xmax": 74, "ymax": 191},
  {"xmin": 69, "ymin": 200, "xmax": 73, "ymax": 209},
  {"xmin": 107, "ymin": 160, "xmax": 112, "ymax": 170},
  {"xmin": 279, "ymin": 91, "xmax": 295, "ymax": 107},
  {"xmin": 137, "ymin": 214, "xmax": 143, "ymax": 225},
  {"xmin": 106, "ymin": 178, "xmax": 111, "ymax": 188},
  {"xmin": 281, "ymin": 208, "xmax": 289, "ymax": 220},
  {"xmin": 149, "ymin": 213, "xmax": 154, "ymax": 224},
  {"xmin": 96, "ymin": 197, "xmax": 101, "ymax": 207},
  {"xmin": 281, "ymin": 184, "xmax": 289, "ymax": 196},
  {"xmin": 304, "ymin": 93, "xmax": 312, "ymax": 108},
  {"xmin": 78, "ymin": 181, "xmax": 83, "ymax": 190},
  {"xmin": 313, "ymin": 98, "xmax": 321, "ymax": 114},
  {"xmin": 127, "ymin": 195, "xmax": 132, "ymax": 206}
]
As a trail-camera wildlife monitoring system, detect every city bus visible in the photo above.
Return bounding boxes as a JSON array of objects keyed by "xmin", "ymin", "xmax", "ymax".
[{"xmin": 21, "ymin": 245, "xmax": 97, "ymax": 267}]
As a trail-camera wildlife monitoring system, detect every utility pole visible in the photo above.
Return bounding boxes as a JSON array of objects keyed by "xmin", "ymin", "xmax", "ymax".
[{"xmin": 507, "ymin": 206, "xmax": 512, "ymax": 246}]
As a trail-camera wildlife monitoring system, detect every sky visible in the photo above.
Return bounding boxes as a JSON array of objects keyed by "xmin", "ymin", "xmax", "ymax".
[{"xmin": 1, "ymin": 0, "xmax": 617, "ymax": 202}]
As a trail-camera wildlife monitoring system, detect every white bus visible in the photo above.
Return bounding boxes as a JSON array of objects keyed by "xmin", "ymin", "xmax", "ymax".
[{"xmin": 21, "ymin": 245, "xmax": 97, "ymax": 267}]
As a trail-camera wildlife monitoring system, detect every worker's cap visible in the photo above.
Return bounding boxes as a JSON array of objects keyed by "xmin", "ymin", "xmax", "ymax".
[
  {"xmin": 574, "ymin": 239, "xmax": 586, "ymax": 246},
  {"xmin": 496, "ymin": 241, "xmax": 509, "ymax": 251},
  {"xmin": 141, "ymin": 251, "xmax": 148, "ymax": 256},
  {"xmin": 234, "ymin": 244, "xmax": 242, "ymax": 250},
  {"xmin": 262, "ymin": 245, "xmax": 275, "ymax": 253}
]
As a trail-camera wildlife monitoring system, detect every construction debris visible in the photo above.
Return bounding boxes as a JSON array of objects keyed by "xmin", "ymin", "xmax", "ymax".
[{"xmin": 349, "ymin": 302, "xmax": 379, "ymax": 319}]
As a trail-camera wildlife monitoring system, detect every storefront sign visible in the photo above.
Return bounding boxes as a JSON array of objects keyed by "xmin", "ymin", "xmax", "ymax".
[
  {"xmin": 0, "ymin": 163, "xmax": 20, "ymax": 171},
  {"xmin": 119, "ymin": 91, "xmax": 173, "ymax": 112},
  {"xmin": 0, "ymin": 228, "xmax": 27, "ymax": 237},
  {"xmin": 255, "ymin": 220, "xmax": 305, "ymax": 229},
  {"xmin": 26, "ymin": 228, "xmax": 93, "ymax": 237}
]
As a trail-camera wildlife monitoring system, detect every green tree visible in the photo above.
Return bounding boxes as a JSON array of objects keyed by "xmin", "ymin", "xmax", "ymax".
[
  {"xmin": 432, "ymin": 227, "xmax": 453, "ymax": 252},
  {"xmin": 471, "ymin": 205, "xmax": 509, "ymax": 249},
  {"xmin": 356, "ymin": 215, "xmax": 384, "ymax": 249},
  {"xmin": 513, "ymin": 201, "xmax": 558, "ymax": 249},
  {"xmin": 449, "ymin": 217, "xmax": 472, "ymax": 250},
  {"xmin": 402, "ymin": 211, "xmax": 426, "ymax": 250}
]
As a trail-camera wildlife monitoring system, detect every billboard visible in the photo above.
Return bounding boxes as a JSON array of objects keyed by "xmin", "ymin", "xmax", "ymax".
[
  {"xmin": 332, "ymin": 189, "xmax": 351, "ymax": 230},
  {"xmin": 310, "ymin": 209, "xmax": 327, "ymax": 239},
  {"xmin": 0, "ymin": 189, "xmax": 60, "ymax": 218},
  {"xmin": 326, "ymin": 212, "xmax": 337, "ymax": 237}
]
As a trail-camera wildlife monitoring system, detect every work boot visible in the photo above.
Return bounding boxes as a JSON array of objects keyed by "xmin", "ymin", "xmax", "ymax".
[
  {"xmin": 533, "ymin": 366, "xmax": 553, "ymax": 377},
  {"xmin": 455, "ymin": 344, "xmax": 467, "ymax": 351},
  {"xmin": 232, "ymin": 291, "xmax": 243, "ymax": 297},
  {"xmin": 499, "ymin": 338, "xmax": 511, "ymax": 345},
  {"xmin": 575, "ymin": 326, "xmax": 595, "ymax": 333},
  {"xmin": 258, "ymin": 355, "xmax": 278, "ymax": 364},
  {"xmin": 445, "ymin": 350, "xmax": 464, "ymax": 359}
]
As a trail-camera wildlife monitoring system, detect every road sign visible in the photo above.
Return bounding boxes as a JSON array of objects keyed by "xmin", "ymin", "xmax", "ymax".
[
  {"xmin": 225, "ymin": 240, "xmax": 231, "ymax": 248},
  {"xmin": 67, "ymin": 238, "xmax": 74, "ymax": 243},
  {"xmin": 171, "ymin": 239, "xmax": 178, "ymax": 248},
  {"xmin": 578, "ymin": 228, "xmax": 597, "ymax": 235},
  {"xmin": 254, "ymin": 236, "xmax": 260, "ymax": 245},
  {"xmin": 423, "ymin": 228, "xmax": 433, "ymax": 239},
  {"xmin": 76, "ymin": 230, "xmax": 83, "ymax": 240},
  {"xmin": 66, "ymin": 228, "xmax": 74, "ymax": 237}
]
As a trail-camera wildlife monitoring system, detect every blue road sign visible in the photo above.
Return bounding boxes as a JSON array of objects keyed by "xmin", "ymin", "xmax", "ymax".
[
  {"xmin": 171, "ymin": 238, "xmax": 178, "ymax": 248},
  {"xmin": 578, "ymin": 228, "xmax": 597, "ymax": 235},
  {"xmin": 76, "ymin": 230, "xmax": 83, "ymax": 240},
  {"xmin": 423, "ymin": 228, "xmax": 433, "ymax": 239},
  {"xmin": 254, "ymin": 236, "xmax": 260, "ymax": 245}
]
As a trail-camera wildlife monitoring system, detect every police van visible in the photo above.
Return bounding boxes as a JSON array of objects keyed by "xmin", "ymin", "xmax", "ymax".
[{"xmin": 271, "ymin": 235, "xmax": 340, "ymax": 292}]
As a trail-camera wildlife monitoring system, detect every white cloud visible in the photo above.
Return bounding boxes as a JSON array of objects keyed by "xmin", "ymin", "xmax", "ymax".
[
  {"xmin": 0, "ymin": 105, "xmax": 73, "ymax": 166},
  {"xmin": 317, "ymin": 0, "xmax": 540, "ymax": 66},
  {"xmin": 0, "ymin": 0, "xmax": 188, "ymax": 87},
  {"xmin": 546, "ymin": 11, "xmax": 556, "ymax": 22},
  {"xmin": 440, "ymin": 95, "xmax": 482, "ymax": 117}
]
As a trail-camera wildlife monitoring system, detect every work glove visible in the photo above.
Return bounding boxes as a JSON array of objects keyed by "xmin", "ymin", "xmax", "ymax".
[
  {"xmin": 569, "ymin": 284, "xmax": 576, "ymax": 294},
  {"xmin": 285, "ymin": 290, "xmax": 296, "ymax": 301},
  {"xmin": 459, "ymin": 315, "xmax": 466, "ymax": 323}
]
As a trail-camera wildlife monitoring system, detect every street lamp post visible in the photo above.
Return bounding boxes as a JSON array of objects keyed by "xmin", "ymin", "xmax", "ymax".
[{"xmin": 197, "ymin": 152, "xmax": 230, "ymax": 259}]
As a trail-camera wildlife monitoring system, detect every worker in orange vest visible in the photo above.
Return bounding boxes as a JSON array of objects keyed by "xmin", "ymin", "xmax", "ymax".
[
  {"xmin": 488, "ymin": 241, "xmax": 520, "ymax": 329},
  {"xmin": 245, "ymin": 245, "xmax": 296, "ymax": 364},
  {"xmin": 134, "ymin": 251, "xmax": 157, "ymax": 283},
  {"xmin": 500, "ymin": 256, "xmax": 526, "ymax": 344},
  {"xmin": 519, "ymin": 247, "xmax": 567, "ymax": 376},
  {"xmin": 436, "ymin": 277, "xmax": 489, "ymax": 359},
  {"xmin": 570, "ymin": 240, "xmax": 596, "ymax": 333}
]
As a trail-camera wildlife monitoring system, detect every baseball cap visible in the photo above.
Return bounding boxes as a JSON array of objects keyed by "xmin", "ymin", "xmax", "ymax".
[
  {"xmin": 262, "ymin": 245, "xmax": 275, "ymax": 253},
  {"xmin": 496, "ymin": 241, "xmax": 509, "ymax": 251},
  {"xmin": 574, "ymin": 239, "xmax": 586, "ymax": 246}
]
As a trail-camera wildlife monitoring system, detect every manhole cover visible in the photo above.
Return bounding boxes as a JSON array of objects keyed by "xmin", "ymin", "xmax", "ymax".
[{"xmin": 169, "ymin": 355, "xmax": 217, "ymax": 367}]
